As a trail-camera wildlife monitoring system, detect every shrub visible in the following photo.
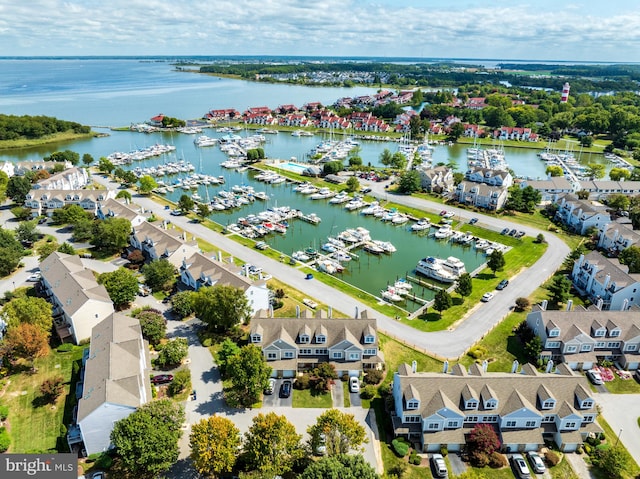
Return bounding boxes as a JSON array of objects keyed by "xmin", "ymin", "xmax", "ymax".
[
  {"xmin": 364, "ymin": 369, "xmax": 384, "ymax": 385},
  {"xmin": 202, "ymin": 338, "xmax": 212, "ymax": 347},
  {"xmin": 57, "ymin": 343, "xmax": 74, "ymax": 352},
  {"xmin": 440, "ymin": 446, "xmax": 448, "ymax": 457},
  {"xmin": 470, "ymin": 450, "xmax": 489, "ymax": 467},
  {"xmin": 392, "ymin": 438, "xmax": 410, "ymax": 457},
  {"xmin": 488, "ymin": 451, "xmax": 508, "ymax": 468},
  {"xmin": 40, "ymin": 376, "xmax": 65, "ymax": 403},
  {"xmin": 378, "ymin": 383, "xmax": 392, "ymax": 396},
  {"xmin": 467, "ymin": 346, "xmax": 487, "ymax": 360},
  {"xmin": 0, "ymin": 427, "xmax": 10, "ymax": 452},
  {"xmin": 168, "ymin": 369, "xmax": 191, "ymax": 397},
  {"xmin": 515, "ymin": 297, "xmax": 531, "ymax": 312},
  {"xmin": 271, "ymin": 299, "xmax": 284, "ymax": 310},
  {"xmin": 545, "ymin": 450, "xmax": 560, "ymax": 466},
  {"xmin": 294, "ymin": 374, "xmax": 311, "ymax": 390},
  {"xmin": 409, "ymin": 451, "xmax": 422, "ymax": 465},
  {"xmin": 341, "ymin": 373, "xmax": 350, "ymax": 382},
  {"xmin": 583, "ymin": 444, "xmax": 591, "ymax": 455},
  {"xmin": 0, "ymin": 405, "xmax": 8, "ymax": 421},
  {"xmin": 360, "ymin": 385, "xmax": 376, "ymax": 399}
]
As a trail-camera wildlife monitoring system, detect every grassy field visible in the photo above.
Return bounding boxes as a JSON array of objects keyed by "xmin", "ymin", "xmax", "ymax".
[
  {"xmin": 0, "ymin": 131, "xmax": 96, "ymax": 150},
  {"xmin": 379, "ymin": 333, "xmax": 444, "ymax": 380},
  {"xmin": 2, "ymin": 345, "xmax": 86, "ymax": 452},
  {"xmin": 292, "ymin": 388, "xmax": 332, "ymax": 408},
  {"xmin": 603, "ymin": 374, "xmax": 640, "ymax": 394}
]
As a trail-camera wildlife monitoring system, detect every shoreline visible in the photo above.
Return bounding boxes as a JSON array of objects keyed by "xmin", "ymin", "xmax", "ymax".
[{"xmin": 0, "ymin": 131, "xmax": 100, "ymax": 151}]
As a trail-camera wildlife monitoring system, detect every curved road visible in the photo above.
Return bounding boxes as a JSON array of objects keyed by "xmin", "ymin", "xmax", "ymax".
[{"xmin": 93, "ymin": 174, "xmax": 569, "ymax": 359}]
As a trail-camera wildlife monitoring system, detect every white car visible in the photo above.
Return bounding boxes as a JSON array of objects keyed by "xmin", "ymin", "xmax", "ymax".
[
  {"xmin": 586, "ymin": 369, "xmax": 603, "ymax": 385},
  {"xmin": 27, "ymin": 272, "xmax": 41, "ymax": 282},
  {"xmin": 431, "ymin": 453, "xmax": 448, "ymax": 477},
  {"xmin": 481, "ymin": 292, "xmax": 494, "ymax": 302},
  {"xmin": 349, "ymin": 376, "xmax": 360, "ymax": 393}
]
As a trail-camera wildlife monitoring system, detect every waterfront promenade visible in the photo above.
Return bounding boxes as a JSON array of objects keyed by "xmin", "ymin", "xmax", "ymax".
[{"xmin": 93, "ymin": 174, "xmax": 569, "ymax": 359}]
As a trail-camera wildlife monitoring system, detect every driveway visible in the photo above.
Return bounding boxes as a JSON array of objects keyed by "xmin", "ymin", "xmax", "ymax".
[
  {"xmin": 91, "ymin": 174, "xmax": 569, "ymax": 360},
  {"xmin": 594, "ymin": 393, "xmax": 640, "ymax": 463}
]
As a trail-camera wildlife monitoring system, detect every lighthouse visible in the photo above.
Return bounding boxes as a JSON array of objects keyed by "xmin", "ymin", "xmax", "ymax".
[{"xmin": 560, "ymin": 82, "xmax": 570, "ymax": 103}]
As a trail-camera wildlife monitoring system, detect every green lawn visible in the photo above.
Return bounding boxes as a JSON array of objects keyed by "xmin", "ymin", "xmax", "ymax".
[
  {"xmin": 342, "ymin": 381, "xmax": 351, "ymax": 407},
  {"xmin": 550, "ymin": 457, "xmax": 580, "ymax": 479},
  {"xmin": 379, "ymin": 333, "xmax": 444, "ymax": 381},
  {"xmin": 603, "ymin": 375, "xmax": 640, "ymax": 394},
  {"xmin": 2, "ymin": 345, "xmax": 86, "ymax": 452},
  {"xmin": 292, "ymin": 388, "xmax": 332, "ymax": 408},
  {"xmin": 591, "ymin": 416, "xmax": 640, "ymax": 478}
]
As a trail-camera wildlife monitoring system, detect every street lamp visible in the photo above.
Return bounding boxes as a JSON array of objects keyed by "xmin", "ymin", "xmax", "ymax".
[
  {"xmin": 12, "ymin": 281, "xmax": 15, "ymax": 291},
  {"xmin": 615, "ymin": 428, "xmax": 623, "ymax": 447}
]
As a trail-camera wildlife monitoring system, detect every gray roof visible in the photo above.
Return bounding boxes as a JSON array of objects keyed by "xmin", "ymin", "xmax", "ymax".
[
  {"xmin": 181, "ymin": 252, "xmax": 258, "ymax": 291},
  {"xmin": 529, "ymin": 306, "xmax": 640, "ymax": 340},
  {"xmin": 26, "ymin": 188, "xmax": 112, "ymax": 203},
  {"xmin": 581, "ymin": 251, "xmax": 640, "ymax": 291},
  {"xmin": 77, "ymin": 313, "xmax": 151, "ymax": 422},
  {"xmin": 99, "ymin": 198, "xmax": 146, "ymax": 222}
]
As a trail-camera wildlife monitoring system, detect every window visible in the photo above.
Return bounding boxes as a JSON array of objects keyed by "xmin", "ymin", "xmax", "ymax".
[
  {"xmin": 549, "ymin": 329, "xmax": 560, "ymax": 337},
  {"xmin": 428, "ymin": 423, "xmax": 439, "ymax": 430},
  {"xmin": 407, "ymin": 400, "xmax": 419, "ymax": 410},
  {"xmin": 580, "ymin": 344, "xmax": 592, "ymax": 352},
  {"xmin": 283, "ymin": 351, "xmax": 294, "ymax": 359},
  {"xmin": 251, "ymin": 334, "xmax": 262, "ymax": 343},
  {"xmin": 582, "ymin": 415, "xmax": 594, "ymax": 423},
  {"xmin": 364, "ymin": 335, "xmax": 375, "ymax": 344},
  {"xmin": 525, "ymin": 420, "xmax": 537, "ymax": 427},
  {"xmin": 363, "ymin": 348, "xmax": 377, "ymax": 356},
  {"xmin": 482, "ymin": 416, "xmax": 498, "ymax": 423},
  {"xmin": 485, "ymin": 400, "xmax": 497, "ymax": 409},
  {"xmin": 299, "ymin": 349, "xmax": 312, "ymax": 355},
  {"xmin": 466, "ymin": 400, "xmax": 478, "ymax": 410},
  {"xmin": 299, "ymin": 335, "xmax": 310, "ymax": 344},
  {"xmin": 546, "ymin": 341, "xmax": 561, "ymax": 349},
  {"xmin": 505, "ymin": 421, "xmax": 516, "ymax": 427},
  {"xmin": 594, "ymin": 329, "xmax": 605, "ymax": 337},
  {"xmin": 405, "ymin": 415, "xmax": 421, "ymax": 423},
  {"xmin": 464, "ymin": 416, "xmax": 478, "ymax": 423},
  {"xmin": 348, "ymin": 352, "xmax": 360, "ymax": 360},
  {"xmin": 267, "ymin": 352, "xmax": 277, "ymax": 360},
  {"xmin": 565, "ymin": 421, "xmax": 577, "ymax": 429},
  {"xmin": 315, "ymin": 348, "xmax": 328, "ymax": 355},
  {"xmin": 542, "ymin": 400, "xmax": 555, "ymax": 409},
  {"xmin": 566, "ymin": 345, "xmax": 577, "ymax": 353},
  {"xmin": 542, "ymin": 416, "xmax": 555, "ymax": 423},
  {"xmin": 610, "ymin": 330, "xmax": 621, "ymax": 337},
  {"xmin": 332, "ymin": 352, "xmax": 343, "ymax": 359},
  {"xmin": 581, "ymin": 400, "xmax": 594, "ymax": 409},
  {"xmin": 316, "ymin": 335, "xmax": 326, "ymax": 344},
  {"xmin": 607, "ymin": 342, "xmax": 620, "ymax": 348},
  {"xmin": 447, "ymin": 421, "xmax": 458, "ymax": 428},
  {"xmin": 625, "ymin": 344, "xmax": 638, "ymax": 352},
  {"xmin": 596, "ymin": 341, "xmax": 606, "ymax": 348}
]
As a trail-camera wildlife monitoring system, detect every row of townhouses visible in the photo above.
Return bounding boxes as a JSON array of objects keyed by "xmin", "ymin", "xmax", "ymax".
[
  {"xmin": 0, "ymin": 160, "xmax": 72, "ymax": 178},
  {"xmin": 519, "ymin": 179, "xmax": 640, "ymax": 203},
  {"xmin": 25, "ymin": 189, "xmax": 115, "ymax": 217},
  {"xmin": 453, "ymin": 166, "xmax": 513, "ymax": 210}
]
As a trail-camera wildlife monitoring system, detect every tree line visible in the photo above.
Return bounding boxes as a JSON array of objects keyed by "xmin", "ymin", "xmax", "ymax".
[{"xmin": 0, "ymin": 114, "xmax": 90, "ymax": 141}]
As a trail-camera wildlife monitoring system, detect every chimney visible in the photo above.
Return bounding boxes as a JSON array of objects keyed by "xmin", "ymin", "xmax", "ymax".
[
  {"xmin": 328, "ymin": 306, "xmax": 332, "ymax": 318},
  {"xmin": 511, "ymin": 360, "xmax": 519, "ymax": 374},
  {"xmin": 355, "ymin": 306, "xmax": 359, "ymax": 318},
  {"xmin": 482, "ymin": 360, "xmax": 488, "ymax": 372},
  {"xmin": 545, "ymin": 360, "xmax": 554, "ymax": 373},
  {"xmin": 566, "ymin": 299, "xmax": 573, "ymax": 311},
  {"xmin": 603, "ymin": 274, "xmax": 611, "ymax": 290},
  {"xmin": 442, "ymin": 360, "xmax": 449, "ymax": 374},
  {"xmin": 541, "ymin": 300, "xmax": 548, "ymax": 311},
  {"xmin": 596, "ymin": 298, "xmax": 604, "ymax": 310},
  {"xmin": 295, "ymin": 305, "xmax": 300, "ymax": 318},
  {"xmin": 411, "ymin": 360, "xmax": 417, "ymax": 373},
  {"xmin": 622, "ymin": 298, "xmax": 629, "ymax": 311},
  {"xmin": 218, "ymin": 251, "xmax": 222, "ymax": 262}
]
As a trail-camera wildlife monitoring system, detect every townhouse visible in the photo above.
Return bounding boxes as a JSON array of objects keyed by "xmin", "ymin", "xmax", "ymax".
[
  {"xmin": 492, "ymin": 126, "xmax": 539, "ymax": 142},
  {"xmin": 418, "ymin": 165, "xmax": 455, "ymax": 194},
  {"xmin": 526, "ymin": 305, "xmax": 640, "ymax": 370},
  {"xmin": 454, "ymin": 181, "xmax": 508, "ymax": 211},
  {"xmin": 577, "ymin": 180, "xmax": 640, "ymax": 200},
  {"xmin": 129, "ymin": 221, "xmax": 200, "ymax": 268},
  {"xmin": 32, "ymin": 167, "xmax": 89, "ymax": 190},
  {"xmin": 571, "ymin": 251, "xmax": 640, "ymax": 311},
  {"xmin": 179, "ymin": 252, "xmax": 269, "ymax": 316},
  {"xmin": 96, "ymin": 197, "xmax": 148, "ymax": 227},
  {"xmin": 40, "ymin": 252, "xmax": 115, "ymax": 344},
  {"xmin": 554, "ymin": 194, "xmax": 611, "ymax": 235},
  {"xmin": 249, "ymin": 309, "xmax": 384, "ymax": 378},
  {"xmin": 392, "ymin": 362, "xmax": 600, "ymax": 453},
  {"xmin": 519, "ymin": 177, "xmax": 575, "ymax": 202},
  {"xmin": 24, "ymin": 189, "xmax": 115, "ymax": 217},
  {"xmin": 465, "ymin": 166, "xmax": 513, "ymax": 188},
  {"xmin": 70, "ymin": 313, "xmax": 151, "ymax": 455},
  {"xmin": 205, "ymin": 108, "xmax": 241, "ymax": 121},
  {"xmin": 598, "ymin": 223, "xmax": 640, "ymax": 256}
]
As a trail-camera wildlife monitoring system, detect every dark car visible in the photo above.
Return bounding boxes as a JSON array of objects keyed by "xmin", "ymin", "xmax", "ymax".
[
  {"xmin": 469, "ymin": 217, "xmax": 478, "ymax": 225},
  {"xmin": 509, "ymin": 229, "xmax": 517, "ymax": 236},
  {"xmin": 151, "ymin": 374, "xmax": 174, "ymax": 385},
  {"xmin": 279, "ymin": 380, "xmax": 292, "ymax": 398},
  {"xmin": 501, "ymin": 227, "xmax": 510, "ymax": 235},
  {"xmin": 496, "ymin": 279, "xmax": 509, "ymax": 290}
]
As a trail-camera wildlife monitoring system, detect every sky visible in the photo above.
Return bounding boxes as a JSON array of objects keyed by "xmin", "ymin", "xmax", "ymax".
[{"xmin": 1, "ymin": 0, "xmax": 640, "ymax": 62}]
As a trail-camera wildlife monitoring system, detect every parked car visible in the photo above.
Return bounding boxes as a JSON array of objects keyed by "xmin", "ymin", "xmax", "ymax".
[
  {"xmin": 170, "ymin": 209, "xmax": 182, "ymax": 216},
  {"xmin": 510, "ymin": 454, "xmax": 531, "ymax": 478},
  {"xmin": 509, "ymin": 228, "xmax": 517, "ymax": 236},
  {"xmin": 264, "ymin": 378, "xmax": 276, "ymax": 395},
  {"xmin": 439, "ymin": 210, "xmax": 448, "ymax": 216},
  {"xmin": 430, "ymin": 453, "xmax": 448, "ymax": 478},
  {"xmin": 586, "ymin": 369, "xmax": 603, "ymax": 385},
  {"xmin": 469, "ymin": 217, "xmax": 478, "ymax": 224},
  {"xmin": 360, "ymin": 187, "xmax": 372, "ymax": 194},
  {"xmin": 481, "ymin": 292, "xmax": 494, "ymax": 302},
  {"xmin": 496, "ymin": 279, "xmax": 509, "ymax": 290},
  {"xmin": 501, "ymin": 227, "xmax": 510, "ymax": 235},
  {"xmin": 349, "ymin": 376, "xmax": 360, "ymax": 393},
  {"xmin": 151, "ymin": 374, "xmax": 174, "ymax": 385},
  {"xmin": 27, "ymin": 272, "xmax": 41, "ymax": 282},
  {"xmin": 279, "ymin": 380, "xmax": 292, "ymax": 398},
  {"xmin": 138, "ymin": 285, "xmax": 151, "ymax": 297},
  {"xmin": 635, "ymin": 369, "xmax": 640, "ymax": 383},
  {"xmin": 526, "ymin": 451, "xmax": 546, "ymax": 474}
]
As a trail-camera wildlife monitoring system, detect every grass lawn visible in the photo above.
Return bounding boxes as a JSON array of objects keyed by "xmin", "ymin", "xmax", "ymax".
[
  {"xmin": 603, "ymin": 375, "xmax": 640, "ymax": 394},
  {"xmin": 587, "ymin": 416, "xmax": 640, "ymax": 479},
  {"xmin": 342, "ymin": 381, "xmax": 351, "ymax": 407},
  {"xmin": 0, "ymin": 131, "xmax": 96, "ymax": 150},
  {"xmin": 379, "ymin": 333, "xmax": 444, "ymax": 381},
  {"xmin": 550, "ymin": 457, "xmax": 579, "ymax": 479},
  {"xmin": 2, "ymin": 345, "xmax": 86, "ymax": 452},
  {"xmin": 292, "ymin": 388, "xmax": 332, "ymax": 408}
]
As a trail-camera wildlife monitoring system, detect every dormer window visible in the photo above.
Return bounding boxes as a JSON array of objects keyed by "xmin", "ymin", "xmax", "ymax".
[
  {"xmin": 465, "ymin": 400, "xmax": 478, "ymax": 410},
  {"xmin": 315, "ymin": 335, "xmax": 326, "ymax": 344},
  {"xmin": 548, "ymin": 329, "xmax": 560, "ymax": 337},
  {"xmin": 299, "ymin": 335, "xmax": 310, "ymax": 344},
  {"xmin": 594, "ymin": 329, "xmax": 605, "ymax": 337},
  {"xmin": 251, "ymin": 334, "xmax": 261, "ymax": 343},
  {"xmin": 485, "ymin": 399, "xmax": 498, "ymax": 410},
  {"xmin": 542, "ymin": 399, "xmax": 556, "ymax": 410},
  {"xmin": 407, "ymin": 400, "xmax": 419, "ymax": 410},
  {"xmin": 364, "ymin": 335, "xmax": 375, "ymax": 344},
  {"xmin": 610, "ymin": 330, "xmax": 620, "ymax": 337}
]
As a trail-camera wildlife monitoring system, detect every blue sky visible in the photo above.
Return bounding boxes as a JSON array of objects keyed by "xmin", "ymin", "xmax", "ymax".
[{"xmin": 1, "ymin": 0, "xmax": 639, "ymax": 62}]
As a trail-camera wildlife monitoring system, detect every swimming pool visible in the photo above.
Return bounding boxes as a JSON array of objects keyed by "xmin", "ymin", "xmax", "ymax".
[{"xmin": 275, "ymin": 162, "xmax": 308, "ymax": 174}]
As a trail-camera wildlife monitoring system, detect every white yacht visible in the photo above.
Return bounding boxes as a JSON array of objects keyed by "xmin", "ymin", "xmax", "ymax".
[
  {"xmin": 194, "ymin": 135, "xmax": 218, "ymax": 147},
  {"xmin": 411, "ymin": 218, "xmax": 431, "ymax": 231},
  {"xmin": 415, "ymin": 257, "xmax": 457, "ymax": 283}
]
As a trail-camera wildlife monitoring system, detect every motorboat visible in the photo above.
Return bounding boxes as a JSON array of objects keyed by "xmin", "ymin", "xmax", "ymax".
[
  {"xmin": 363, "ymin": 242, "xmax": 384, "ymax": 255},
  {"xmin": 373, "ymin": 240, "xmax": 397, "ymax": 253},
  {"xmin": 329, "ymin": 191, "xmax": 350, "ymax": 204},
  {"xmin": 391, "ymin": 214, "xmax": 409, "ymax": 225},
  {"xmin": 442, "ymin": 256, "xmax": 466, "ymax": 276},
  {"xmin": 411, "ymin": 218, "xmax": 431, "ymax": 231},
  {"xmin": 381, "ymin": 287, "xmax": 403, "ymax": 302},
  {"xmin": 415, "ymin": 257, "xmax": 456, "ymax": 283},
  {"xmin": 194, "ymin": 135, "xmax": 218, "ymax": 147},
  {"xmin": 292, "ymin": 251, "xmax": 310, "ymax": 262},
  {"xmin": 434, "ymin": 225, "xmax": 454, "ymax": 239},
  {"xmin": 321, "ymin": 243, "xmax": 337, "ymax": 253},
  {"xmin": 393, "ymin": 279, "xmax": 412, "ymax": 291}
]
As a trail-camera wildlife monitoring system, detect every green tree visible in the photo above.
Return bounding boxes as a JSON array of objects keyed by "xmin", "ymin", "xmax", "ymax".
[
  {"xmin": 299, "ymin": 454, "xmax": 379, "ymax": 479},
  {"xmin": 15, "ymin": 219, "xmax": 39, "ymax": 243},
  {"xmin": 0, "ymin": 235, "xmax": 24, "ymax": 277},
  {"xmin": 585, "ymin": 163, "xmax": 606, "ymax": 180},
  {"xmin": 595, "ymin": 446, "xmax": 628, "ymax": 479},
  {"xmin": 433, "ymin": 289, "xmax": 452, "ymax": 318},
  {"xmin": 98, "ymin": 157, "xmax": 115, "ymax": 174},
  {"xmin": 607, "ymin": 194, "xmax": 630, "ymax": 212},
  {"xmin": 545, "ymin": 165, "xmax": 564, "ymax": 177},
  {"xmin": 98, "ymin": 267, "xmax": 139, "ymax": 308},
  {"xmin": 0, "ymin": 170, "xmax": 9, "ymax": 202},
  {"xmin": 576, "ymin": 189, "xmax": 590, "ymax": 200},
  {"xmin": 156, "ymin": 338, "xmax": 189, "ymax": 368},
  {"xmin": 524, "ymin": 336, "xmax": 543, "ymax": 362},
  {"xmin": 194, "ymin": 284, "xmax": 252, "ymax": 333},
  {"xmin": 138, "ymin": 175, "xmax": 157, "ymax": 194},
  {"xmin": 1, "ymin": 296, "xmax": 53, "ymax": 336},
  {"xmin": 447, "ymin": 121, "xmax": 465, "ymax": 141},
  {"xmin": 619, "ymin": 245, "xmax": 640, "ymax": 273},
  {"xmin": 323, "ymin": 161, "xmax": 343, "ymax": 175},
  {"xmin": 190, "ymin": 415, "xmax": 241, "ymax": 478},
  {"xmin": 81, "ymin": 153, "xmax": 94, "ymax": 166},
  {"xmin": 397, "ymin": 169, "xmax": 421, "ymax": 194},
  {"xmin": 170, "ymin": 290, "xmax": 195, "ymax": 318},
  {"xmin": 390, "ymin": 151, "xmax": 407, "ymax": 170},
  {"xmin": 226, "ymin": 344, "xmax": 272, "ymax": 407},
  {"xmin": 6, "ymin": 176, "xmax": 32, "ymax": 204},
  {"xmin": 10, "ymin": 206, "xmax": 32, "ymax": 221},
  {"xmin": 44, "ymin": 149, "xmax": 80, "ymax": 165},
  {"xmin": 72, "ymin": 217, "xmax": 94, "ymax": 242},
  {"xmin": 217, "ymin": 338, "xmax": 241, "ymax": 377},
  {"xmin": 307, "ymin": 409, "xmax": 367, "ymax": 457},
  {"xmin": 134, "ymin": 310, "xmax": 167, "ymax": 347},
  {"xmin": 455, "ymin": 272, "xmax": 473, "ymax": 302},
  {"xmin": 345, "ymin": 176, "xmax": 360, "ymax": 193},
  {"xmin": 243, "ymin": 412, "xmax": 305, "ymax": 476},
  {"xmin": 310, "ymin": 362, "xmax": 338, "ymax": 392},
  {"xmin": 178, "ymin": 194, "xmax": 194, "ymax": 213},
  {"xmin": 37, "ymin": 240, "xmax": 59, "ymax": 262},
  {"xmin": 91, "ymin": 217, "xmax": 131, "ymax": 252},
  {"xmin": 110, "ymin": 399, "xmax": 184, "ymax": 479},
  {"xmin": 51, "ymin": 204, "xmax": 91, "ymax": 225},
  {"xmin": 141, "ymin": 259, "xmax": 175, "ymax": 292},
  {"xmin": 196, "ymin": 202, "xmax": 210, "ymax": 222},
  {"xmin": 609, "ymin": 167, "xmax": 631, "ymax": 182},
  {"xmin": 115, "ymin": 189, "xmax": 132, "ymax": 202},
  {"xmin": 379, "ymin": 148, "xmax": 393, "ymax": 166},
  {"xmin": 548, "ymin": 275, "xmax": 572, "ymax": 306},
  {"xmin": 487, "ymin": 250, "xmax": 506, "ymax": 276},
  {"xmin": 57, "ymin": 242, "xmax": 76, "ymax": 255}
]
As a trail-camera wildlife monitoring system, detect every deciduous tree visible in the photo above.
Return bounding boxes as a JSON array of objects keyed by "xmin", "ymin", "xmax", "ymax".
[
  {"xmin": 15, "ymin": 220, "xmax": 39, "ymax": 243},
  {"xmin": 39, "ymin": 375, "xmax": 64, "ymax": 403},
  {"xmin": 110, "ymin": 399, "xmax": 184, "ymax": 479},
  {"xmin": 609, "ymin": 167, "xmax": 631, "ymax": 181},
  {"xmin": 91, "ymin": 217, "xmax": 131, "ymax": 252},
  {"xmin": 0, "ymin": 323, "xmax": 50, "ymax": 362},
  {"xmin": 307, "ymin": 409, "xmax": 367, "ymax": 457},
  {"xmin": 455, "ymin": 273, "xmax": 473, "ymax": 302},
  {"xmin": 226, "ymin": 344, "xmax": 272, "ymax": 407},
  {"xmin": 38, "ymin": 238, "xmax": 59, "ymax": 262},
  {"xmin": 194, "ymin": 284, "xmax": 252, "ymax": 333},
  {"xmin": 51, "ymin": 204, "xmax": 91, "ymax": 225},
  {"xmin": 433, "ymin": 289, "xmax": 452, "ymax": 318},
  {"xmin": 155, "ymin": 338, "xmax": 188, "ymax": 368},
  {"xmin": 619, "ymin": 245, "xmax": 640, "ymax": 274},
  {"xmin": 243, "ymin": 412, "xmax": 305, "ymax": 476},
  {"xmin": 6, "ymin": 176, "xmax": 31, "ymax": 204},
  {"xmin": 467, "ymin": 423, "xmax": 501, "ymax": 467},
  {"xmin": 98, "ymin": 267, "xmax": 139, "ymax": 308},
  {"xmin": 134, "ymin": 310, "xmax": 166, "ymax": 347},
  {"xmin": 300, "ymin": 454, "xmax": 379, "ymax": 479},
  {"xmin": 1, "ymin": 296, "xmax": 52, "ymax": 336},
  {"xmin": 190, "ymin": 415, "xmax": 241, "ymax": 477},
  {"xmin": 196, "ymin": 202, "xmax": 210, "ymax": 222},
  {"xmin": 138, "ymin": 175, "xmax": 157, "ymax": 194},
  {"xmin": 397, "ymin": 170, "xmax": 421, "ymax": 194},
  {"xmin": 178, "ymin": 194, "xmax": 194, "ymax": 213},
  {"xmin": 170, "ymin": 290, "xmax": 195, "ymax": 318},
  {"xmin": 141, "ymin": 259, "xmax": 175, "ymax": 292},
  {"xmin": 487, "ymin": 250, "xmax": 505, "ymax": 276}
]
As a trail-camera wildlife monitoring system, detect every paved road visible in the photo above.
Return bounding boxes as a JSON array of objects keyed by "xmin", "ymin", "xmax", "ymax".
[
  {"xmin": 91, "ymin": 173, "xmax": 569, "ymax": 359},
  {"xmin": 595, "ymin": 393, "xmax": 640, "ymax": 464}
]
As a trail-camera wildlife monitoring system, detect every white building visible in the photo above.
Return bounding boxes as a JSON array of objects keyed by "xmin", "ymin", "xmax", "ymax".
[
  {"xmin": 96, "ymin": 198, "xmax": 148, "ymax": 227},
  {"xmin": 598, "ymin": 223, "xmax": 640, "ymax": 256},
  {"xmin": 554, "ymin": 194, "xmax": 611, "ymax": 235},
  {"xmin": 465, "ymin": 166, "xmax": 513, "ymax": 188},
  {"xmin": 129, "ymin": 221, "xmax": 200, "ymax": 268},
  {"xmin": 32, "ymin": 167, "xmax": 89, "ymax": 190},
  {"xmin": 418, "ymin": 166, "xmax": 454, "ymax": 194}
]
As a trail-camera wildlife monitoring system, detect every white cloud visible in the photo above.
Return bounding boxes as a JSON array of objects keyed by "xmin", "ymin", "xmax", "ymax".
[{"xmin": 0, "ymin": 0, "xmax": 638, "ymax": 61}]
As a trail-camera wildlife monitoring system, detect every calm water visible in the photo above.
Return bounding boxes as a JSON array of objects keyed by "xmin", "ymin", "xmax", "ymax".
[{"xmin": 0, "ymin": 58, "xmax": 607, "ymax": 310}]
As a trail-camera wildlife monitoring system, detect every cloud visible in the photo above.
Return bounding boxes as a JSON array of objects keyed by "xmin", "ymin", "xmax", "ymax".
[{"xmin": 0, "ymin": 0, "xmax": 639, "ymax": 61}]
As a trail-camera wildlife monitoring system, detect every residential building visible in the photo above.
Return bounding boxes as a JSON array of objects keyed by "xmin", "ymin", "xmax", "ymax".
[
  {"xmin": 465, "ymin": 166, "xmax": 513, "ymax": 188},
  {"xmin": 129, "ymin": 221, "xmax": 200, "ymax": 267},
  {"xmin": 73, "ymin": 313, "xmax": 151, "ymax": 455},
  {"xmin": 179, "ymin": 252, "xmax": 269, "ymax": 315},
  {"xmin": 40, "ymin": 252, "xmax": 114, "ymax": 344},
  {"xmin": 519, "ymin": 178, "xmax": 575, "ymax": 202},
  {"xmin": 454, "ymin": 181, "xmax": 508, "ymax": 211},
  {"xmin": 598, "ymin": 223, "xmax": 640, "ymax": 256},
  {"xmin": 492, "ymin": 127, "xmax": 539, "ymax": 142},
  {"xmin": 526, "ymin": 305, "xmax": 640, "ymax": 370},
  {"xmin": 392, "ymin": 362, "xmax": 600, "ymax": 453},
  {"xmin": 14, "ymin": 160, "xmax": 71, "ymax": 176},
  {"xmin": 571, "ymin": 251, "xmax": 640, "ymax": 311},
  {"xmin": 554, "ymin": 194, "xmax": 611, "ymax": 235},
  {"xmin": 419, "ymin": 166, "xmax": 454, "ymax": 194},
  {"xmin": 577, "ymin": 180, "xmax": 640, "ymax": 200},
  {"xmin": 249, "ymin": 309, "xmax": 384, "ymax": 378},
  {"xmin": 96, "ymin": 198, "xmax": 148, "ymax": 227},
  {"xmin": 32, "ymin": 167, "xmax": 89, "ymax": 190},
  {"xmin": 24, "ymin": 189, "xmax": 115, "ymax": 217}
]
